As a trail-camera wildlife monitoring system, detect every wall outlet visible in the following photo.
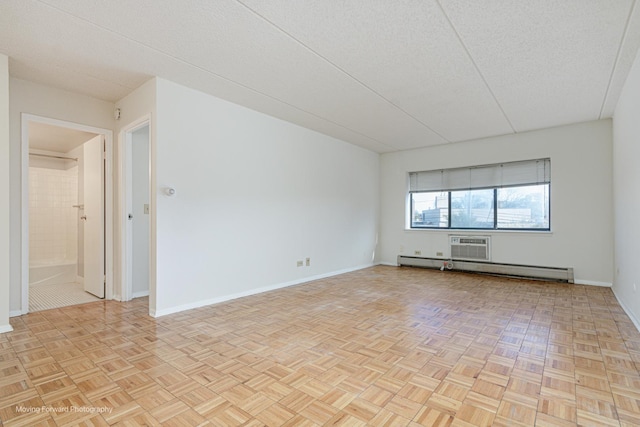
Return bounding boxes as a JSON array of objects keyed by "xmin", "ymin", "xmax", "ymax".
[
  {"xmin": 436, "ymin": 251, "xmax": 443, "ymax": 257},
  {"xmin": 634, "ymin": 283, "xmax": 637, "ymax": 293},
  {"xmin": 305, "ymin": 257, "xmax": 310, "ymax": 266},
  {"xmin": 297, "ymin": 260, "xmax": 303, "ymax": 267},
  {"xmin": 399, "ymin": 245, "xmax": 404, "ymax": 253},
  {"xmin": 414, "ymin": 250, "xmax": 421, "ymax": 256}
]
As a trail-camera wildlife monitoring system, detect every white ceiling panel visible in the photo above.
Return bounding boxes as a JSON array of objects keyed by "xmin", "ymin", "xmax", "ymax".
[
  {"xmin": 1, "ymin": 0, "xmax": 638, "ymax": 153},
  {"xmin": 238, "ymin": 0, "xmax": 514, "ymax": 142},
  {"xmin": 9, "ymin": 58, "xmax": 140, "ymax": 103},
  {"xmin": 439, "ymin": 0, "xmax": 636, "ymax": 133},
  {"xmin": 600, "ymin": 0, "xmax": 640, "ymax": 117},
  {"xmin": 27, "ymin": 0, "xmax": 447, "ymax": 150},
  {"xmin": 24, "ymin": 0, "xmax": 398, "ymax": 152},
  {"xmin": 0, "ymin": 1, "xmax": 152, "ymax": 100}
]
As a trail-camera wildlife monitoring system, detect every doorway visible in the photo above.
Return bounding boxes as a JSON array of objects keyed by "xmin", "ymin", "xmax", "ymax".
[
  {"xmin": 21, "ymin": 114, "xmax": 113, "ymax": 313},
  {"xmin": 121, "ymin": 118, "xmax": 151, "ymax": 301}
]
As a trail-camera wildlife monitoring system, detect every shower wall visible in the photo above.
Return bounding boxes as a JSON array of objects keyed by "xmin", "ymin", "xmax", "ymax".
[{"xmin": 29, "ymin": 159, "xmax": 78, "ymax": 265}]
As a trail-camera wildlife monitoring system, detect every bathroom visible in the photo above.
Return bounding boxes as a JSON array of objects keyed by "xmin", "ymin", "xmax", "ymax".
[{"xmin": 28, "ymin": 121, "xmax": 103, "ymax": 311}]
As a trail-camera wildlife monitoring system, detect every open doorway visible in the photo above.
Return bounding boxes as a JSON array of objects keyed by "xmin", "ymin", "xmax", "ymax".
[
  {"xmin": 21, "ymin": 114, "xmax": 113, "ymax": 313},
  {"xmin": 121, "ymin": 117, "xmax": 150, "ymax": 302}
]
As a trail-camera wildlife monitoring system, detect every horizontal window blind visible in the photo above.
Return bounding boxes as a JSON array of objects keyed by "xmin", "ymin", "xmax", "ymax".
[{"xmin": 409, "ymin": 158, "xmax": 550, "ymax": 192}]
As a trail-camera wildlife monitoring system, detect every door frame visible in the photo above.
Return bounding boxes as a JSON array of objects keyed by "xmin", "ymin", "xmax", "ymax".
[
  {"xmin": 21, "ymin": 113, "xmax": 114, "ymax": 314},
  {"xmin": 119, "ymin": 115, "xmax": 151, "ymax": 302}
]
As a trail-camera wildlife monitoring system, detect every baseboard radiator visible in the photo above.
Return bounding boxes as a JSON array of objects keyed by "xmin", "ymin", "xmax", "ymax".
[{"xmin": 397, "ymin": 255, "xmax": 574, "ymax": 283}]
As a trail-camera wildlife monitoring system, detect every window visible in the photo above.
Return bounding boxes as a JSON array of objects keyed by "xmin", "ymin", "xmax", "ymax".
[
  {"xmin": 451, "ymin": 189, "xmax": 494, "ymax": 229},
  {"xmin": 409, "ymin": 159, "xmax": 550, "ymax": 231},
  {"xmin": 497, "ymin": 184, "xmax": 549, "ymax": 229}
]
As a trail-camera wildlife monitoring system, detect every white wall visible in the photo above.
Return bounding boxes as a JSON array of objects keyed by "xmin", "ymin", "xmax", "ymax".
[
  {"xmin": 380, "ymin": 120, "xmax": 614, "ymax": 285},
  {"xmin": 153, "ymin": 78, "xmax": 379, "ymax": 316},
  {"xmin": 0, "ymin": 55, "xmax": 11, "ymax": 332},
  {"xmin": 613, "ymin": 50, "xmax": 640, "ymax": 328},
  {"xmin": 8, "ymin": 78, "xmax": 115, "ymax": 313}
]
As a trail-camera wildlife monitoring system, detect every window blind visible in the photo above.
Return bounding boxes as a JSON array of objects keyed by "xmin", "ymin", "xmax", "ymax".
[{"xmin": 409, "ymin": 158, "xmax": 550, "ymax": 192}]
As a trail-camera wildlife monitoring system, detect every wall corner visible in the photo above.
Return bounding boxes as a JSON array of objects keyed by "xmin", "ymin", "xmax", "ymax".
[{"xmin": 0, "ymin": 54, "xmax": 13, "ymax": 333}]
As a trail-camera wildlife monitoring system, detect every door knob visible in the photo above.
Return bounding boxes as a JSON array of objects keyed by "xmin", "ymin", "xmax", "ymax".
[{"xmin": 128, "ymin": 214, "xmax": 133, "ymax": 220}]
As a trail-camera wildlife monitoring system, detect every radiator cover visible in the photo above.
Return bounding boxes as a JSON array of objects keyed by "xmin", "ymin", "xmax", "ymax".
[{"xmin": 397, "ymin": 255, "xmax": 574, "ymax": 283}]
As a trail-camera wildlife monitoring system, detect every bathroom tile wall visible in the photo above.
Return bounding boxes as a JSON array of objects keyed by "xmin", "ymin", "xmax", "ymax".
[{"xmin": 29, "ymin": 165, "xmax": 78, "ymax": 263}]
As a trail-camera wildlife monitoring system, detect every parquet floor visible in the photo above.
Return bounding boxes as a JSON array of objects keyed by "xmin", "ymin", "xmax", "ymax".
[{"xmin": 2, "ymin": 266, "xmax": 640, "ymax": 426}]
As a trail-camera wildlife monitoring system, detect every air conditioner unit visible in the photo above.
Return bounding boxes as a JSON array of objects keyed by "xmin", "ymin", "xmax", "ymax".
[{"xmin": 450, "ymin": 235, "xmax": 490, "ymax": 261}]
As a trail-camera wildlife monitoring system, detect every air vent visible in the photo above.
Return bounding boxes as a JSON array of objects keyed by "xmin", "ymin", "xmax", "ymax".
[{"xmin": 450, "ymin": 235, "xmax": 490, "ymax": 261}]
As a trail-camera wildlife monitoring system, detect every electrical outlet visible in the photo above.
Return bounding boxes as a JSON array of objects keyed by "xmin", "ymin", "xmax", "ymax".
[
  {"xmin": 306, "ymin": 257, "xmax": 310, "ymax": 266},
  {"xmin": 399, "ymin": 245, "xmax": 404, "ymax": 253},
  {"xmin": 634, "ymin": 283, "xmax": 637, "ymax": 293},
  {"xmin": 297, "ymin": 260, "xmax": 303, "ymax": 267},
  {"xmin": 436, "ymin": 251, "xmax": 443, "ymax": 257},
  {"xmin": 414, "ymin": 250, "xmax": 421, "ymax": 256}
]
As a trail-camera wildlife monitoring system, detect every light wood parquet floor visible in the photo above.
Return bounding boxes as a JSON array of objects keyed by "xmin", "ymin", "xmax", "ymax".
[{"xmin": 2, "ymin": 266, "xmax": 640, "ymax": 426}]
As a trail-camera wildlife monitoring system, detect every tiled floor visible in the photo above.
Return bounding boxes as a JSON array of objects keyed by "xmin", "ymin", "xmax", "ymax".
[
  {"xmin": 2, "ymin": 266, "xmax": 640, "ymax": 426},
  {"xmin": 29, "ymin": 282, "xmax": 102, "ymax": 312}
]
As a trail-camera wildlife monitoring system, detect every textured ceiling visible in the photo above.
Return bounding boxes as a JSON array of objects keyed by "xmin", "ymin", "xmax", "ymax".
[{"xmin": 1, "ymin": 0, "xmax": 639, "ymax": 153}]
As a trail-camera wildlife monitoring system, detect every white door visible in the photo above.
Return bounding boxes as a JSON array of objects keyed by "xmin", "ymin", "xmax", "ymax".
[
  {"xmin": 83, "ymin": 135, "xmax": 105, "ymax": 298},
  {"xmin": 131, "ymin": 126, "xmax": 150, "ymax": 298},
  {"xmin": 123, "ymin": 121, "xmax": 151, "ymax": 301}
]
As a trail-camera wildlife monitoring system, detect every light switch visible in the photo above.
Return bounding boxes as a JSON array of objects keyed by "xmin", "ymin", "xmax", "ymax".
[{"xmin": 144, "ymin": 204, "xmax": 149, "ymax": 214}]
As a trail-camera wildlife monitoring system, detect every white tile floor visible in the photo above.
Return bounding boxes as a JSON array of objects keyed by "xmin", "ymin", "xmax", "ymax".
[{"xmin": 29, "ymin": 282, "xmax": 102, "ymax": 312}]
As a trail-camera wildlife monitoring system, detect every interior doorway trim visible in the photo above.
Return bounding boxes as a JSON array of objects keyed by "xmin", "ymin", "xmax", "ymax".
[
  {"xmin": 20, "ymin": 113, "xmax": 114, "ymax": 314},
  {"xmin": 119, "ymin": 115, "xmax": 151, "ymax": 302}
]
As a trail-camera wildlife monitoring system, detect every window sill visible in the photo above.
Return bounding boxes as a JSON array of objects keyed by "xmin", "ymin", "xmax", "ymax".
[{"xmin": 404, "ymin": 228, "xmax": 553, "ymax": 236}]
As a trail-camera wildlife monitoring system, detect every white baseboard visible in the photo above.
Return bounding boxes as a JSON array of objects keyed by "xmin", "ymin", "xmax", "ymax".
[
  {"xmin": 612, "ymin": 289, "xmax": 640, "ymax": 333},
  {"xmin": 9, "ymin": 310, "xmax": 23, "ymax": 318},
  {"xmin": 132, "ymin": 291, "xmax": 149, "ymax": 299},
  {"xmin": 0, "ymin": 324, "xmax": 14, "ymax": 333},
  {"xmin": 152, "ymin": 263, "xmax": 375, "ymax": 318},
  {"xmin": 378, "ymin": 261, "xmax": 398, "ymax": 267},
  {"xmin": 574, "ymin": 279, "xmax": 612, "ymax": 287}
]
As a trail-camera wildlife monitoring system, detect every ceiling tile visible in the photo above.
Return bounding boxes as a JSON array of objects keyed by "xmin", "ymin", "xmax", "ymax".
[
  {"xmin": 30, "ymin": 0, "xmax": 447, "ymax": 150},
  {"xmin": 1, "ymin": 0, "xmax": 637, "ymax": 152},
  {"xmin": 239, "ymin": 0, "xmax": 514, "ymax": 142},
  {"xmin": 600, "ymin": 1, "xmax": 640, "ymax": 117},
  {"xmin": 439, "ymin": 0, "xmax": 634, "ymax": 133}
]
